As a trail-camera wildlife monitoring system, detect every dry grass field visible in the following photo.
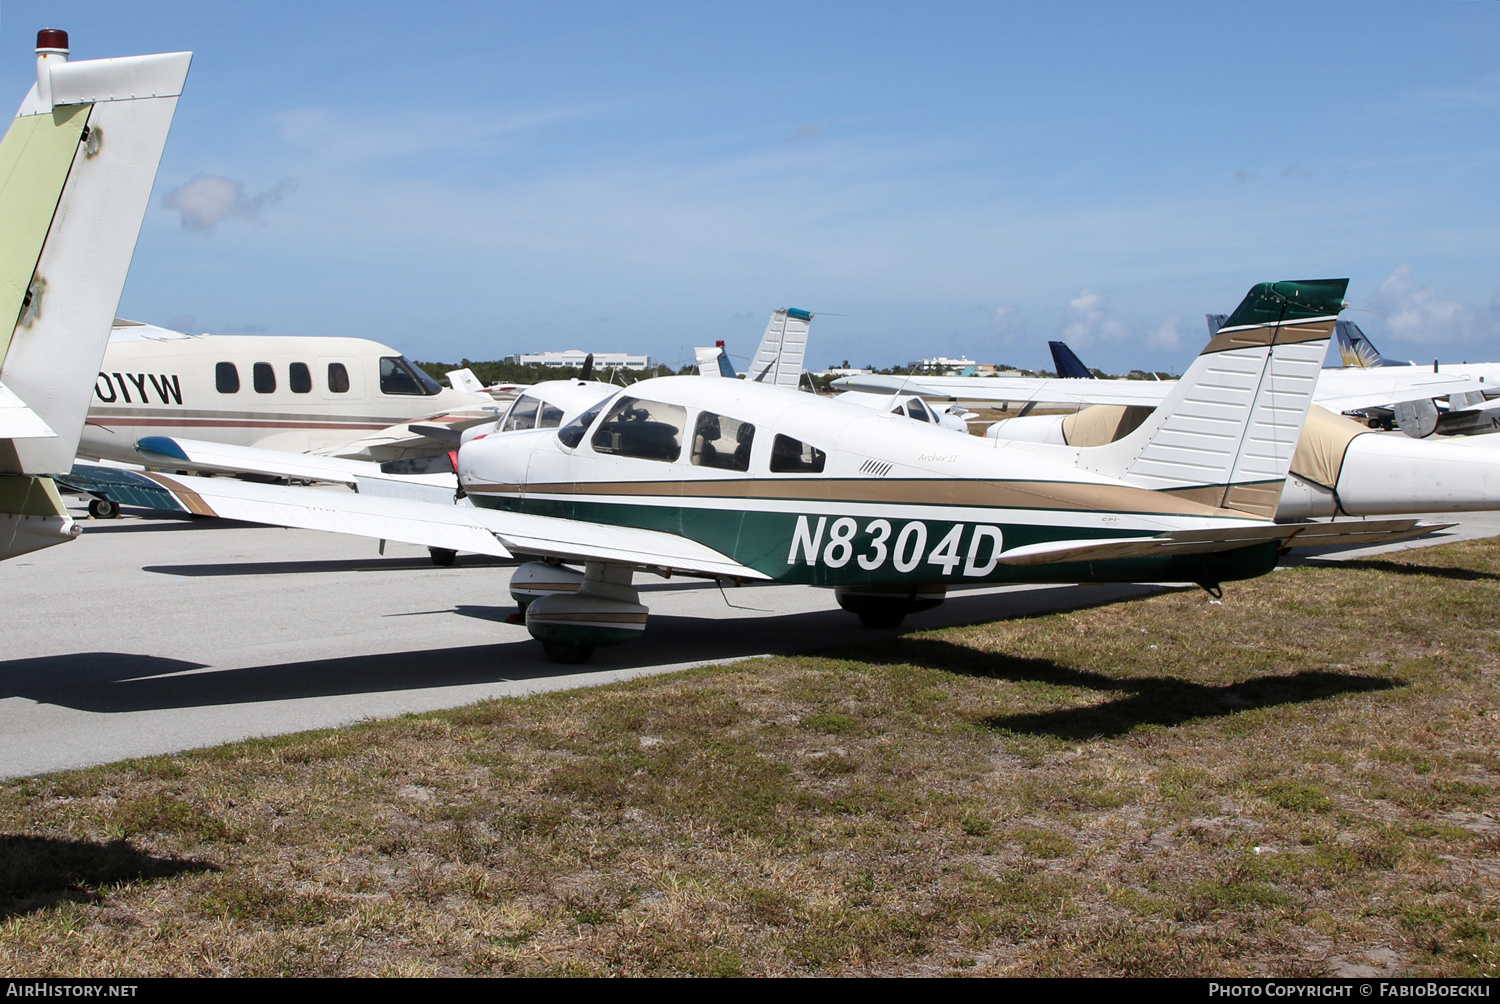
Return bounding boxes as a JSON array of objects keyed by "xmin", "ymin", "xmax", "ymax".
[{"xmin": 2, "ymin": 540, "xmax": 1498, "ymax": 976}]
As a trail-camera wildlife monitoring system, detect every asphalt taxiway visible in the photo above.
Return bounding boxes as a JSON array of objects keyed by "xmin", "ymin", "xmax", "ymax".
[{"xmin": 2, "ymin": 501, "xmax": 1496, "ymax": 779}]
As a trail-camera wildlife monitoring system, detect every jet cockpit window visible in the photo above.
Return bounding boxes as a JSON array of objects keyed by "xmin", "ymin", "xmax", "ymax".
[
  {"xmin": 379, "ymin": 356, "xmax": 443, "ymax": 396},
  {"xmin": 253, "ymin": 362, "xmax": 276, "ymax": 394},
  {"xmin": 691, "ymin": 411, "xmax": 754, "ymax": 471},
  {"xmin": 557, "ymin": 393, "xmax": 617, "ymax": 449},
  {"xmin": 327, "ymin": 363, "xmax": 350, "ymax": 393},
  {"xmin": 289, "ymin": 362, "xmax": 312, "ymax": 394},
  {"xmin": 769, "ymin": 434, "xmax": 826, "ymax": 474},
  {"xmin": 501, "ymin": 394, "xmax": 566, "ymax": 432},
  {"xmin": 216, "ymin": 362, "xmax": 240, "ymax": 394},
  {"xmin": 591, "ymin": 396, "xmax": 687, "ymax": 462}
]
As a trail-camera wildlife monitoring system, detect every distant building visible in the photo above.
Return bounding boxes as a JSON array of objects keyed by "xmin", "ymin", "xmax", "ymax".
[{"xmin": 509, "ymin": 349, "xmax": 652, "ymax": 370}]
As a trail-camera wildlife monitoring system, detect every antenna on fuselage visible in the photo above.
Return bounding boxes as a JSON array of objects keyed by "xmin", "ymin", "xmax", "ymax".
[{"xmin": 580, "ymin": 353, "xmax": 594, "ymax": 381}]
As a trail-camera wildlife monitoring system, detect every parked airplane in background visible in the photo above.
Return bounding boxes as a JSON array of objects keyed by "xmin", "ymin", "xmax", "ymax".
[
  {"xmin": 0, "ymin": 29, "xmax": 189, "ymax": 560},
  {"xmin": 71, "ymin": 279, "xmax": 1444, "ymax": 663},
  {"xmin": 79, "ymin": 322, "xmax": 494, "ymax": 473}
]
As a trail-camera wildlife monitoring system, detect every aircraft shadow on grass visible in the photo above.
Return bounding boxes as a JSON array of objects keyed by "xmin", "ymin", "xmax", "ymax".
[
  {"xmin": 0, "ymin": 584, "xmax": 1161, "ymax": 714},
  {"xmin": 864, "ymin": 636, "xmax": 1401, "ymax": 740},
  {"xmin": 1299, "ymin": 558, "xmax": 1500, "ymax": 583},
  {"xmin": 0, "ymin": 834, "xmax": 214, "ymax": 920}
]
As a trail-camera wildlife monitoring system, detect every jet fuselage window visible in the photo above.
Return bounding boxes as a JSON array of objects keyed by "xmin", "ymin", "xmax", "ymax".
[
  {"xmin": 253, "ymin": 362, "xmax": 276, "ymax": 394},
  {"xmin": 691, "ymin": 411, "xmax": 754, "ymax": 471},
  {"xmin": 216, "ymin": 362, "xmax": 240, "ymax": 394},
  {"xmin": 769, "ymin": 434, "xmax": 826, "ymax": 473},
  {"xmin": 289, "ymin": 362, "xmax": 312, "ymax": 394},
  {"xmin": 380, "ymin": 356, "xmax": 443, "ymax": 396},
  {"xmin": 591, "ymin": 396, "xmax": 686, "ymax": 462},
  {"xmin": 327, "ymin": 363, "xmax": 350, "ymax": 393},
  {"xmin": 557, "ymin": 394, "xmax": 617, "ymax": 449}
]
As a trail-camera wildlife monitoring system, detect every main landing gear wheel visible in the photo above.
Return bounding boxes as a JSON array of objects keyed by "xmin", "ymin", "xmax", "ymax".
[
  {"xmin": 87, "ymin": 498, "xmax": 119, "ymax": 519},
  {"xmin": 540, "ymin": 640, "xmax": 595, "ymax": 664},
  {"xmin": 428, "ymin": 547, "xmax": 457, "ymax": 567}
]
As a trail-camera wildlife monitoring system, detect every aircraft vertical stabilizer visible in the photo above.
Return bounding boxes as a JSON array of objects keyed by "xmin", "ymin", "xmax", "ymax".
[
  {"xmin": 0, "ymin": 30, "xmax": 190, "ymax": 561},
  {"xmin": 1079, "ymin": 279, "xmax": 1345, "ymax": 517},
  {"xmin": 745, "ymin": 308, "xmax": 811, "ymax": 387},
  {"xmin": 0, "ymin": 34, "xmax": 191, "ymax": 477}
]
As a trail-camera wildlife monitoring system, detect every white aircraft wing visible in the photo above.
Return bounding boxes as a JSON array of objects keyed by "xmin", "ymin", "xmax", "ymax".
[
  {"xmin": 1311, "ymin": 368, "xmax": 1489, "ymax": 413},
  {"xmin": 85, "ymin": 470, "xmax": 771, "ymax": 581},
  {"xmin": 135, "ymin": 435, "xmax": 378, "ymax": 484},
  {"xmin": 836, "ymin": 370, "xmax": 1493, "ymax": 414},
  {"xmin": 833, "ymin": 374, "xmax": 1172, "ymax": 408},
  {"xmin": 0, "ymin": 382, "xmax": 56, "ymax": 439},
  {"xmin": 997, "ymin": 517, "xmax": 1448, "ymax": 566}
]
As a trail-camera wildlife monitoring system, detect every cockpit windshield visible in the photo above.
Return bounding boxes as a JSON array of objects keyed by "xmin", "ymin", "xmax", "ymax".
[
  {"xmin": 379, "ymin": 356, "xmax": 443, "ymax": 396},
  {"xmin": 557, "ymin": 392, "xmax": 618, "ymax": 449}
]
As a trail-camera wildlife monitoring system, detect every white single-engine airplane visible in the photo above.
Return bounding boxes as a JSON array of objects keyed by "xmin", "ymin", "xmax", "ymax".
[
  {"xmin": 85, "ymin": 279, "xmax": 1443, "ymax": 662},
  {"xmin": 0, "ymin": 29, "xmax": 190, "ymax": 560}
]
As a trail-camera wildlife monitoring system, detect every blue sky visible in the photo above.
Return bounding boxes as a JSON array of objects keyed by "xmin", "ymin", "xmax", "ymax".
[{"xmin": 5, "ymin": 1, "xmax": 1500, "ymax": 372}]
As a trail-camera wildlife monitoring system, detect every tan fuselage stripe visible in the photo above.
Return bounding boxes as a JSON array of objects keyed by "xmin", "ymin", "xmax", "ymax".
[
  {"xmin": 1201, "ymin": 318, "xmax": 1334, "ymax": 355},
  {"xmin": 139, "ymin": 472, "xmax": 219, "ymax": 517},
  {"xmin": 467, "ymin": 477, "xmax": 1248, "ymax": 518}
]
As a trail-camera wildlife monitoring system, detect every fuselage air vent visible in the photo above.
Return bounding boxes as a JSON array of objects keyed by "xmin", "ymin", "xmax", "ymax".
[{"xmin": 859, "ymin": 458, "xmax": 893, "ymax": 477}]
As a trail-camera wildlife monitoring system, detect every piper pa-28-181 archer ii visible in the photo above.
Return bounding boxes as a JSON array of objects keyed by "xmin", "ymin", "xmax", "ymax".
[{"xmin": 94, "ymin": 279, "xmax": 1445, "ymax": 662}]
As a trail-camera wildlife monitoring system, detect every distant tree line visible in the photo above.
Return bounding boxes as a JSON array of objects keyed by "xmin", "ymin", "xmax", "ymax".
[{"xmin": 413, "ymin": 359, "xmax": 690, "ymax": 389}]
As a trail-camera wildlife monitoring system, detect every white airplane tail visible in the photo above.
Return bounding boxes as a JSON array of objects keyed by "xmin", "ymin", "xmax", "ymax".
[
  {"xmin": 446, "ymin": 368, "xmax": 486, "ymax": 394},
  {"xmin": 745, "ymin": 307, "xmax": 811, "ymax": 387},
  {"xmin": 0, "ymin": 31, "xmax": 191, "ymax": 477},
  {"xmin": 1078, "ymin": 279, "xmax": 1345, "ymax": 518},
  {"xmin": 0, "ymin": 30, "xmax": 190, "ymax": 559}
]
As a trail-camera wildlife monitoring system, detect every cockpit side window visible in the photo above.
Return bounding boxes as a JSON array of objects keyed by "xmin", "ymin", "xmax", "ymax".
[
  {"xmin": 379, "ymin": 356, "xmax": 443, "ymax": 396},
  {"xmin": 591, "ymin": 396, "xmax": 686, "ymax": 462},
  {"xmin": 557, "ymin": 394, "xmax": 616, "ymax": 449},
  {"xmin": 906, "ymin": 397, "xmax": 930, "ymax": 422},
  {"xmin": 691, "ymin": 411, "xmax": 754, "ymax": 471},
  {"xmin": 769, "ymin": 434, "xmax": 826, "ymax": 473},
  {"xmin": 503, "ymin": 394, "xmax": 541, "ymax": 432}
]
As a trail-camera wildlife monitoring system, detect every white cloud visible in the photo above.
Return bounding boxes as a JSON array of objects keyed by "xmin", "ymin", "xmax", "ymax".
[
  {"xmin": 161, "ymin": 175, "xmax": 297, "ymax": 231},
  {"xmin": 1060, "ymin": 289, "xmax": 1127, "ymax": 346},
  {"xmin": 1371, "ymin": 263, "xmax": 1488, "ymax": 343},
  {"xmin": 1146, "ymin": 315, "xmax": 1182, "ymax": 351}
]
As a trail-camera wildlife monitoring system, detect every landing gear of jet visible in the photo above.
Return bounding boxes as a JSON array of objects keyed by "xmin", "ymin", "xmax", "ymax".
[
  {"xmin": 835, "ymin": 583, "xmax": 947, "ymax": 629},
  {"xmin": 428, "ymin": 547, "xmax": 457, "ymax": 566},
  {"xmin": 524, "ymin": 562, "xmax": 645, "ymax": 664},
  {"xmin": 87, "ymin": 497, "xmax": 119, "ymax": 519}
]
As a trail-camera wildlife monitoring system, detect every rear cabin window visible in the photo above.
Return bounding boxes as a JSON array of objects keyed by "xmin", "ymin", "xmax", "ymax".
[
  {"xmin": 590, "ymin": 396, "xmax": 686, "ymax": 462},
  {"xmin": 253, "ymin": 362, "xmax": 276, "ymax": 394},
  {"xmin": 691, "ymin": 411, "xmax": 754, "ymax": 472},
  {"xmin": 327, "ymin": 363, "xmax": 350, "ymax": 393},
  {"xmin": 769, "ymin": 434, "xmax": 826, "ymax": 473},
  {"xmin": 216, "ymin": 362, "xmax": 240, "ymax": 394},
  {"xmin": 289, "ymin": 362, "xmax": 312, "ymax": 394}
]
